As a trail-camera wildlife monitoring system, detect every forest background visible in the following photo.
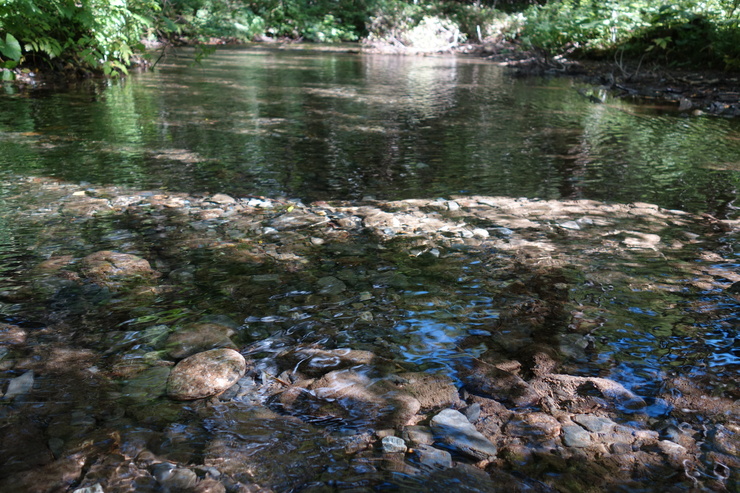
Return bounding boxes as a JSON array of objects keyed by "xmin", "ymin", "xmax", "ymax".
[{"xmin": 1, "ymin": 0, "xmax": 740, "ymax": 79}]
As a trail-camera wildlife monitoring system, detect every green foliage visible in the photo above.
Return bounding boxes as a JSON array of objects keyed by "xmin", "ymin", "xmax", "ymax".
[
  {"xmin": 247, "ymin": 0, "xmax": 363, "ymax": 41},
  {"xmin": 0, "ymin": 33, "xmax": 22, "ymax": 80},
  {"xmin": 518, "ymin": 0, "xmax": 740, "ymax": 68},
  {"xmin": 2, "ymin": 0, "xmax": 739, "ymax": 76},
  {"xmin": 0, "ymin": 0, "xmax": 156, "ymax": 75}
]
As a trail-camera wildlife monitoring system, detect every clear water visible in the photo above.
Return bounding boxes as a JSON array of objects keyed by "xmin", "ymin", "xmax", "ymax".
[{"xmin": 0, "ymin": 46, "xmax": 738, "ymax": 491}]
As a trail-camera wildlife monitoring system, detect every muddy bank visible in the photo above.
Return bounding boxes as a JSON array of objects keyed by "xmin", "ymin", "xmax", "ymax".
[{"xmin": 0, "ymin": 176, "xmax": 738, "ymax": 492}]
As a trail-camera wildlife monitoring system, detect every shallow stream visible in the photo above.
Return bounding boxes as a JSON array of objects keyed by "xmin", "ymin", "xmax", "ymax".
[{"xmin": 0, "ymin": 47, "xmax": 738, "ymax": 492}]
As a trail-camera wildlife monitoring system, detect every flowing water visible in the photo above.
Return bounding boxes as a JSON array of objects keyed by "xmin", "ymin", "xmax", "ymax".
[{"xmin": 0, "ymin": 46, "xmax": 739, "ymax": 492}]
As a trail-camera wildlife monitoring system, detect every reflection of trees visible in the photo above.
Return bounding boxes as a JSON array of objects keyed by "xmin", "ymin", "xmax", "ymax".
[{"xmin": 1, "ymin": 48, "xmax": 740, "ymax": 214}]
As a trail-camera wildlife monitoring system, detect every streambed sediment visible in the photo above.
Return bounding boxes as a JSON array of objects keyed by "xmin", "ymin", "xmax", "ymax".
[{"xmin": 0, "ymin": 176, "xmax": 738, "ymax": 492}]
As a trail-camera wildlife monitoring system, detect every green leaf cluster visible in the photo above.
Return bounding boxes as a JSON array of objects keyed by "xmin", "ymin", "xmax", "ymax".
[
  {"xmin": 0, "ymin": 0, "xmax": 158, "ymax": 76},
  {"xmin": 519, "ymin": 0, "xmax": 740, "ymax": 68}
]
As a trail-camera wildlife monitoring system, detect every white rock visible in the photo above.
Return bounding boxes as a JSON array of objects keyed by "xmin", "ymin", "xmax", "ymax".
[
  {"xmin": 382, "ymin": 435, "xmax": 407, "ymax": 453},
  {"xmin": 4, "ymin": 370, "xmax": 34, "ymax": 400}
]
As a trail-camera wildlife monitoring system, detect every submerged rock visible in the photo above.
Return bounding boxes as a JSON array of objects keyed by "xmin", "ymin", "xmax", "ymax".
[
  {"xmin": 203, "ymin": 406, "xmax": 334, "ymax": 491},
  {"xmin": 561, "ymin": 424, "xmax": 592, "ymax": 448},
  {"xmin": 3, "ymin": 370, "xmax": 34, "ymax": 400},
  {"xmin": 382, "ymin": 436, "xmax": 407, "ymax": 453},
  {"xmin": 413, "ymin": 444, "xmax": 453, "ymax": 469},
  {"xmin": 430, "ymin": 409, "xmax": 498, "ymax": 460},
  {"xmin": 167, "ymin": 349, "xmax": 247, "ymax": 400},
  {"xmin": 80, "ymin": 251, "xmax": 159, "ymax": 287},
  {"xmin": 165, "ymin": 322, "xmax": 237, "ymax": 360},
  {"xmin": 122, "ymin": 366, "xmax": 171, "ymax": 402}
]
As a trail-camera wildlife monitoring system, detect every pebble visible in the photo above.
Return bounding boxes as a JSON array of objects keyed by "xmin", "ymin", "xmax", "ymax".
[
  {"xmin": 413, "ymin": 444, "xmax": 452, "ymax": 469},
  {"xmin": 382, "ymin": 436, "xmax": 407, "ymax": 453},
  {"xmin": 430, "ymin": 409, "xmax": 498, "ymax": 460},
  {"xmin": 167, "ymin": 349, "xmax": 247, "ymax": 401},
  {"xmin": 210, "ymin": 194, "xmax": 236, "ymax": 204},
  {"xmin": 4, "ymin": 370, "xmax": 34, "ymax": 400},
  {"xmin": 657, "ymin": 440, "xmax": 687, "ymax": 457}
]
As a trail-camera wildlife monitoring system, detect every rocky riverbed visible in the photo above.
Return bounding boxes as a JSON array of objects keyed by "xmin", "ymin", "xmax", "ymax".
[{"xmin": 0, "ymin": 176, "xmax": 738, "ymax": 492}]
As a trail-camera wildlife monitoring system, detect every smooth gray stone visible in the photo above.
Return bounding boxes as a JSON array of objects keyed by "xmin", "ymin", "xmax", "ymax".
[
  {"xmin": 562, "ymin": 424, "xmax": 592, "ymax": 448},
  {"xmin": 4, "ymin": 370, "xmax": 34, "ymax": 400},
  {"xmin": 573, "ymin": 414, "xmax": 616, "ymax": 434},
  {"xmin": 430, "ymin": 409, "xmax": 497, "ymax": 460},
  {"xmin": 414, "ymin": 444, "xmax": 452, "ymax": 469}
]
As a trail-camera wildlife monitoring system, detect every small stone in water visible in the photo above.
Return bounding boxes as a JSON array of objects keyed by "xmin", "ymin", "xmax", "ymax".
[
  {"xmin": 414, "ymin": 444, "xmax": 452, "ymax": 469},
  {"xmin": 382, "ymin": 435, "xmax": 407, "ymax": 453},
  {"xmin": 317, "ymin": 276, "xmax": 346, "ymax": 295},
  {"xmin": 430, "ymin": 409, "xmax": 498, "ymax": 460},
  {"xmin": 4, "ymin": 370, "xmax": 34, "ymax": 400},
  {"xmin": 210, "ymin": 193, "xmax": 236, "ymax": 204},
  {"xmin": 167, "ymin": 348, "xmax": 247, "ymax": 401}
]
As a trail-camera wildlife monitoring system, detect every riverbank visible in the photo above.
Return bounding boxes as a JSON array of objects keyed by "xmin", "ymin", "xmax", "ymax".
[{"xmin": 0, "ymin": 176, "xmax": 738, "ymax": 492}]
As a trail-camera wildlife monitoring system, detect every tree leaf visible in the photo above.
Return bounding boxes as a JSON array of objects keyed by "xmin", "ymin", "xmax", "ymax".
[{"xmin": 1, "ymin": 34, "xmax": 22, "ymax": 61}]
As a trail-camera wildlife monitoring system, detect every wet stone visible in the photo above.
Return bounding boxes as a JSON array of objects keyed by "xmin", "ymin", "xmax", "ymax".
[
  {"xmin": 80, "ymin": 250, "xmax": 159, "ymax": 286},
  {"xmin": 167, "ymin": 348, "xmax": 247, "ymax": 401},
  {"xmin": 122, "ymin": 366, "xmax": 171, "ymax": 402},
  {"xmin": 165, "ymin": 322, "xmax": 237, "ymax": 360},
  {"xmin": 413, "ymin": 444, "xmax": 453, "ymax": 469},
  {"xmin": 505, "ymin": 413, "xmax": 561, "ymax": 439},
  {"xmin": 73, "ymin": 485, "xmax": 104, "ymax": 493},
  {"xmin": 402, "ymin": 426, "xmax": 435, "ymax": 446},
  {"xmin": 382, "ymin": 436, "xmax": 407, "ymax": 453},
  {"xmin": 430, "ymin": 409, "xmax": 498, "ymax": 460},
  {"xmin": 316, "ymin": 276, "xmax": 347, "ymax": 295},
  {"xmin": 3, "ymin": 370, "xmax": 34, "ymax": 400},
  {"xmin": 561, "ymin": 424, "xmax": 592, "ymax": 448},
  {"xmin": 193, "ymin": 478, "xmax": 227, "ymax": 493},
  {"xmin": 708, "ymin": 424, "xmax": 739, "ymax": 456},
  {"xmin": 658, "ymin": 440, "xmax": 687, "ymax": 459},
  {"xmin": 209, "ymin": 193, "xmax": 236, "ymax": 204},
  {"xmin": 572, "ymin": 414, "xmax": 617, "ymax": 434}
]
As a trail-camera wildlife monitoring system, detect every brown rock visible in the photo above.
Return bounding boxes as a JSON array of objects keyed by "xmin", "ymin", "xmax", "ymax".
[
  {"xmin": 80, "ymin": 251, "xmax": 159, "ymax": 286},
  {"xmin": 167, "ymin": 349, "xmax": 246, "ymax": 401},
  {"xmin": 505, "ymin": 412, "xmax": 561, "ymax": 439},
  {"xmin": 371, "ymin": 372, "xmax": 460, "ymax": 412}
]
